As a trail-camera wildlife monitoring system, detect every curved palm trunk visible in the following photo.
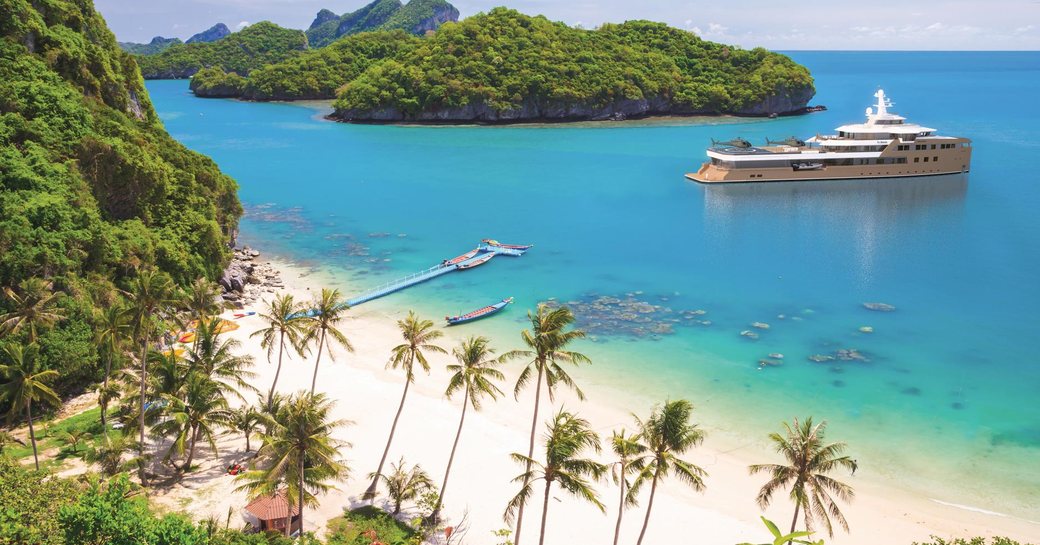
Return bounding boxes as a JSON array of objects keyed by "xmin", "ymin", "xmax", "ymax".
[
  {"xmin": 635, "ymin": 470, "xmax": 660, "ymax": 545},
  {"xmin": 365, "ymin": 370, "xmax": 412, "ymax": 500},
  {"xmin": 613, "ymin": 463, "xmax": 627, "ymax": 545},
  {"xmin": 537, "ymin": 479, "xmax": 552, "ymax": 545},
  {"xmin": 789, "ymin": 502, "xmax": 801, "ymax": 534},
  {"xmin": 514, "ymin": 363, "xmax": 545, "ymax": 545},
  {"xmin": 430, "ymin": 386, "xmax": 469, "ymax": 523},
  {"xmin": 183, "ymin": 424, "xmax": 200, "ymax": 472},
  {"xmin": 27, "ymin": 401, "xmax": 39, "ymax": 471},
  {"xmin": 100, "ymin": 350, "xmax": 112, "ymax": 435},
  {"xmin": 269, "ymin": 331, "xmax": 286, "ymax": 401},
  {"xmin": 244, "ymin": 429, "xmax": 251, "ymax": 452},
  {"xmin": 138, "ymin": 336, "xmax": 149, "ymax": 485},
  {"xmin": 298, "ymin": 456, "xmax": 306, "ymax": 537},
  {"xmin": 309, "ymin": 329, "xmax": 326, "ymax": 395}
]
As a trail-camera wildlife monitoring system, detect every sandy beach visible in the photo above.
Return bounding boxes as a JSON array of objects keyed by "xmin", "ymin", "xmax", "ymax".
[{"xmin": 150, "ymin": 257, "xmax": 1040, "ymax": 545}]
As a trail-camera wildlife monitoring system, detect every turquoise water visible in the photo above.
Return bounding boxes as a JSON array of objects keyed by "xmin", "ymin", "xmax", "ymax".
[{"xmin": 148, "ymin": 51, "xmax": 1040, "ymax": 518}]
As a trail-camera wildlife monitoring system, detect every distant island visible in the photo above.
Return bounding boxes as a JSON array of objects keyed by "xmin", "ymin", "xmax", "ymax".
[
  {"xmin": 119, "ymin": 23, "xmax": 231, "ymax": 56},
  {"xmin": 133, "ymin": 0, "xmax": 459, "ymax": 79},
  {"xmin": 185, "ymin": 8, "xmax": 815, "ymax": 122}
]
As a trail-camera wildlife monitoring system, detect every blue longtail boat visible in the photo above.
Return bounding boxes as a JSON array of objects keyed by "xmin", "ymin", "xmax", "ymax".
[{"xmin": 446, "ymin": 297, "xmax": 514, "ymax": 325}]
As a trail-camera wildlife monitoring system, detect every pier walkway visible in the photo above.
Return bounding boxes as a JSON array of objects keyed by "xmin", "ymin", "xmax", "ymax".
[{"xmin": 340, "ymin": 243, "xmax": 529, "ymax": 308}]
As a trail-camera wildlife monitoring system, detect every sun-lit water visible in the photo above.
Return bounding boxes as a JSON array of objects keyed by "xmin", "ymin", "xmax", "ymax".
[{"xmin": 148, "ymin": 51, "xmax": 1040, "ymax": 519}]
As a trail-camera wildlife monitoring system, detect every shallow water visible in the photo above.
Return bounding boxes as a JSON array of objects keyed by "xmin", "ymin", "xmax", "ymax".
[{"xmin": 149, "ymin": 51, "xmax": 1040, "ymax": 518}]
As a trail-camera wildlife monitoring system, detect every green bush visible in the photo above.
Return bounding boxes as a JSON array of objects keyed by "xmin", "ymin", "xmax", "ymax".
[
  {"xmin": 326, "ymin": 505, "xmax": 418, "ymax": 545},
  {"xmin": 135, "ymin": 22, "xmax": 308, "ymax": 78}
]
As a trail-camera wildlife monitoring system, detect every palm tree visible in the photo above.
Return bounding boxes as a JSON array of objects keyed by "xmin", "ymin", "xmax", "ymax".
[
  {"xmin": 186, "ymin": 317, "xmax": 256, "ymax": 400},
  {"xmin": 127, "ymin": 269, "xmax": 177, "ymax": 484},
  {"xmin": 503, "ymin": 304, "xmax": 590, "ymax": 545},
  {"xmin": 229, "ymin": 405, "xmax": 262, "ymax": 452},
  {"xmin": 85, "ymin": 434, "xmax": 140, "ymax": 477},
  {"xmin": 610, "ymin": 429, "xmax": 648, "ymax": 545},
  {"xmin": 429, "ymin": 336, "xmax": 505, "ymax": 524},
  {"xmin": 182, "ymin": 277, "xmax": 224, "ymax": 320},
  {"xmin": 633, "ymin": 400, "xmax": 708, "ymax": 545},
  {"xmin": 0, "ymin": 343, "xmax": 61, "ymax": 470},
  {"xmin": 236, "ymin": 391, "xmax": 350, "ymax": 535},
  {"xmin": 368, "ymin": 457, "xmax": 434, "ymax": 516},
  {"xmin": 0, "ymin": 430, "xmax": 25, "ymax": 454},
  {"xmin": 250, "ymin": 294, "xmax": 306, "ymax": 401},
  {"xmin": 748, "ymin": 417, "xmax": 857, "ymax": 537},
  {"xmin": 61, "ymin": 429, "xmax": 93, "ymax": 454},
  {"xmin": 0, "ymin": 278, "xmax": 65, "ymax": 342},
  {"xmin": 302, "ymin": 289, "xmax": 353, "ymax": 394},
  {"xmin": 364, "ymin": 311, "xmax": 445, "ymax": 500},
  {"xmin": 153, "ymin": 374, "xmax": 231, "ymax": 472},
  {"xmin": 95, "ymin": 303, "xmax": 130, "ymax": 433},
  {"xmin": 505, "ymin": 409, "xmax": 606, "ymax": 545}
]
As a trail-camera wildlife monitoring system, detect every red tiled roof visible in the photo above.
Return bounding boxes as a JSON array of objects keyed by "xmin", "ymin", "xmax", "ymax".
[{"xmin": 244, "ymin": 489, "xmax": 300, "ymax": 521}]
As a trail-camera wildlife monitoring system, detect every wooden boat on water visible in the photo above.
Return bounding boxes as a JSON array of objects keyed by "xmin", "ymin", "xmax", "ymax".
[
  {"xmin": 481, "ymin": 239, "xmax": 533, "ymax": 251},
  {"xmin": 446, "ymin": 297, "xmax": 514, "ymax": 325},
  {"xmin": 457, "ymin": 253, "xmax": 494, "ymax": 269},
  {"xmin": 444, "ymin": 248, "xmax": 480, "ymax": 266}
]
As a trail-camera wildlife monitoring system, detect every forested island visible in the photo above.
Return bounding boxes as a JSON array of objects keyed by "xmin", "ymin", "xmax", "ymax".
[{"xmin": 187, "ymin": 8, "xmax": 815, "ymax": 121}]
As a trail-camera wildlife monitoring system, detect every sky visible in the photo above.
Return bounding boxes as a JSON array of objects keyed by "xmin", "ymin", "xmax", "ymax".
[{"xmin": 95, "ymin": 0, "xmax": 1040, "ymax": 50}]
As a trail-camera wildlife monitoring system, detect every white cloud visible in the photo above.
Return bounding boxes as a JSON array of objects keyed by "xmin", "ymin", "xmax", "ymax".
[{"xmin": 236, "ymin": 21, "xmax": 251, "ymax": 30}]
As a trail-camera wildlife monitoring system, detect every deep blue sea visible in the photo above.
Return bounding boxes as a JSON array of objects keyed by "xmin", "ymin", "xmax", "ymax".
[{"xmin": 147, "ymin": 51, "xmax": 1040, "ymax": 518}]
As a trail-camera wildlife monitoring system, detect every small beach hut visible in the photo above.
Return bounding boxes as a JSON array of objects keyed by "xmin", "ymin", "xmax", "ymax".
[{"xmin": 242, "ymin": 489, "xmax": 301, "ymax": 536}]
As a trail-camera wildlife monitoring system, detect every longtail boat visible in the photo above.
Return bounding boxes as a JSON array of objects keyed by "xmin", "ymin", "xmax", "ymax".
[
  {"xmin": 446, "ymin": 297, "xmax": 514, "ymax": 325},
  {"xmin": 457, "ymin": 253, "xmax": 494, "ymax": 270},
  {"xmin": 482, "ymin": 239, "xmax": 534, "ymax": 251},
  {"xmin": 444, "ymin": 248, "xmax": 480, "ymax": 266}
]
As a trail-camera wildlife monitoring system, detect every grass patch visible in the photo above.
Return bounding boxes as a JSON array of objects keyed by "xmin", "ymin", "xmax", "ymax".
[
  {"xmin": 4, "ymin": 407, "xmax": 115, "ymax": 464},
  {"xmin": 326, "ymin": 505, "xmax": 418, "ymax": 545}
]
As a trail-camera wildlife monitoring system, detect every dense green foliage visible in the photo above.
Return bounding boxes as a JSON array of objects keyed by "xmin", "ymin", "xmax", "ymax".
[
  {"xmin": 331, "ymin": 9, "xmax": 814, "ymax": 120},
  {"xmin": 135, "ymin": 22, "xmax": 308, "ymax": 79},
  {"xmin": 0, "ymin": 0, "xmax": 241, "ymax": 403},
  {"xmin": 326, "ymin": 506, "xmax": 418, "ymax": 545},
  {"xmin": 306, "ymin": 0, "xmax": 403, "ymax": 48},
  {"xmin": 120, "ymin": 37, "xmax": 182, "ymax": 56},
  {"xmin": 0, "ymin": 456, "xmax": 78, "ymax": 545},
  {"xmin": 239, "ymin": 30, "xmax": 419, "ymax": 100}
]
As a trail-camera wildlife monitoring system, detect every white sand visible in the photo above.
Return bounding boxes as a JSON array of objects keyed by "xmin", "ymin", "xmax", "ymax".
[{"xmin": 160, "ymin": 258, "xmax": 1040, "ymax": 545}]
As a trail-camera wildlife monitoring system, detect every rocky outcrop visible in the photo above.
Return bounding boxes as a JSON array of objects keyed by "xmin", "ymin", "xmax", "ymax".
[
  {"xmin": 409, "ymin": 3, "xmax": 459, "ymax": 34},
  {"xmin": 187, "ymin": 23, "xmax": 231, "ymax": 44},
  {"xmin": 309, "ymin": 9, "xmax": 340, "ymax": 29},
  {"xmin": 218, "ymin": 247, "xmax": 285, "ymax": 308},
  {"xmin": 331, "ymin": 84, "xmax": 816, "ymax": 124},
  {"xmin": 119, "ymin": 36, "xmax": 181, "ymax": 55}
]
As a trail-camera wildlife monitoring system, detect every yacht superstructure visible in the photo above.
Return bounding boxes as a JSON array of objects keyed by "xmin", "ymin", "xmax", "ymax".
[{"xmin": 686, "ymin": 90, "xmax": 972, "ymax": 183}]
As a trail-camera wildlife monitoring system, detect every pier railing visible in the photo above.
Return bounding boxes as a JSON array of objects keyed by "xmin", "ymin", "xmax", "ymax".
[{"xmin": 343, "ymin": 263, "xmax": 456, "ymax": 307}]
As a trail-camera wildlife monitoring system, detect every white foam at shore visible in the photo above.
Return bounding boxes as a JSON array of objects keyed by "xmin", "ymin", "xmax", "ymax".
[{"xmin": 930, "ymin": 498, "xmax": 1009, "ymax": 517}]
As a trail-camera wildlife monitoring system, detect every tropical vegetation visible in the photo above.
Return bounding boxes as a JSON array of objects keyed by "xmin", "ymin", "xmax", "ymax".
[
  {"xmin": 136, "ymin": 21, "xmax": 308, "ymax": 79},
  {"xmin": 306, "ymin": 0, "xmax": 458, "ymax": 48},
  {"xmin": 749, "ymin": 417, "xmax": 858, "ymax": 536}
]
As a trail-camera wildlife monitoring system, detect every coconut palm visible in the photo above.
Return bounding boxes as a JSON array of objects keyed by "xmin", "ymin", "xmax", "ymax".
[
  {"xmin": 127, "ymin": 269, "xmax": 178, "ymax": 484},
  {"xmin": 236, "ymin": 391, "xmax": 350, "ymax": 535},
  {"xmin": 302, "ymin": 289, "xmax": 353, "ymax": 394},
  {"xmin": 364, "ymin": 311, "xmax": 446, "ymax": 500},
  {"xmin": 251, "ymin": 294, "xmax": 307, "ymax": 401},
  {"xmin": 0, "ymin": 343, "xmax": 61, "ymax": 470},
  {"xmin": 229, "ymin": 405, "xmax": 262, "ymax": 452},
  {"xmin": 95, "ymin": 303, "xmax": 131, "ymax": 432},
  {"xmin": 368, "ymin": 457, "xmax": 434, "ymax": 516},
  {"xmin": 182, "ymin": 277, "xmax": 224, "ymax": 320},
  {"xmin": 61, "ymin": 429, "xmax": 93, "ymax": 454},
  {"xmin": 429, "ymin": 336, "xmax": 505, "ymax": 523},
  {"xmin": 85, "ymin": 434, "xmax": 140, "ymax": 478},
  {"xmin": 0, "ymin": 278, "xmax": 65, "ymax": 342},
  {"xmin": 148, "ymin": 349, "xmax": 188, "ymax": 402},
  {"xmin": 502, "ymin": 304, "xmax": 590, "ymax": 545},
  {"xmin": 610, "ymin": 429, "xmax": 648, "ymax": 545},
  {"xmin": 505, "ymin": 409, "xmax": 606, "ymax": 545},
  {"xmin": 633, "ymin": 400, "xmax": 708, "ymax": 545},
  {"xmin": 153, "ymin": 374, "xmax": 231, "ymax": 472},
  {"xmin": 749, "ymin": 417, "xmax": 857, "ymax": 537},
  {"xmin": 186, "ymin": 317, "xmax": 256, "ymax": 400}
]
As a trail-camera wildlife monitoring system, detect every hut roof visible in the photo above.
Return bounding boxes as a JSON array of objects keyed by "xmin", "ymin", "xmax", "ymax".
[{"xmin": 244, "ymin": 490, "xmax": 299, "ymax": 521}]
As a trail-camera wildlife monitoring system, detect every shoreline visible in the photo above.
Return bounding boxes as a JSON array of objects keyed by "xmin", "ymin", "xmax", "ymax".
[{"xmin": 164, "ymin": 252, "xmax": 1040, "ymax": 544}]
